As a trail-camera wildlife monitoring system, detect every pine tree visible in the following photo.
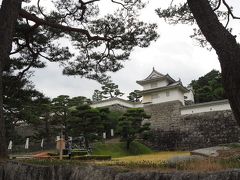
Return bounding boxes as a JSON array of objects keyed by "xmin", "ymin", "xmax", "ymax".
[
  {"xmin": 0, "ymin": 0, "xmax": 158, "ymax": 158},
  {"xmin": 118, "ymin": 108, "xmax": 151, "ymax": 150},
  {"xmin": 128, "ymin": 90, "xmax": 142, "ymax": 102},
  {"xmin": 69, "ymin": 105, "xmax": 103, "ymax": 149}
]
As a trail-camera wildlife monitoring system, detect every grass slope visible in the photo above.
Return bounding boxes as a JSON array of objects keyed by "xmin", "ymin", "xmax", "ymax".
[{"xmin": 92, "ymin": 141, "xmax": 153, "ymax": 158}]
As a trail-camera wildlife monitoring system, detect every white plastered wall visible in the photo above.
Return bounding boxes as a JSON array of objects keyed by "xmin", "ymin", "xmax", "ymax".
[
  {"xmin": 142, "ymin": 80, "xmax": 168, "ymax": 90},
  {"xmin": 142, "ymin": 89, "xmax": 185, "ymax": 105},
  {"xmin": 181, "ymin": 100, "xmax": 231, "ymax": 115},
  {"xmin": 91, "ymin": 99, "xmax": 143, "ymax": 108}
]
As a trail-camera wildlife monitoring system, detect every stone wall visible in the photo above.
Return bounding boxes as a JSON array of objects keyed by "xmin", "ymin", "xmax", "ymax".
[
  {"xmin": 178, "ymin": 110, "xmax": 240, "ymax": 150},
  {"xmin": 2, "ymin": 161, "xmax": 240, "ymax": 180},
  {"xmin": 143, "ymin": 100, "xmax": 182, "ymax": 130},
  {"xmin": 143, "ymin": 101, "xmax": 240, "ymax": 150}
]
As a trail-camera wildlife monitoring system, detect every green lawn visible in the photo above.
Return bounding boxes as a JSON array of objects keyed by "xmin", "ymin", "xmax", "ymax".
[{"xmin": 92, "ymin": 141, "xmax": 153, "ymax": 158}]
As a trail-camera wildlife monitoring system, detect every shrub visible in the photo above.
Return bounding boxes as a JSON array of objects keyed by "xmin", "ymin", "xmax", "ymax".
[
  {"xmin": 72, "ymin": 150, "xmax": 88, "ymax": 156},
  {"xmin": 63, "ymin": 149, "xmax": 88, "ymax": 156}
]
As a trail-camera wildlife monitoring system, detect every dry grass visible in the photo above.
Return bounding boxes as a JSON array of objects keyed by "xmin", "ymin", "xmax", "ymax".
[
  {"xmin": 113, "ymin": 151, "xmax": 190, "ymax": 163},
  {"xmin": 98, "ymin": 151, "xmax": 240, "ymax": 172},
  {"xmin": 177, "ymin": 158, "xmax": 225, "ymax": 172},
  {"xmin": 96, "ymin": 151, "xmax": 190, "ymax": 169},
  {"xmin": 20, "ymin": 152, "xmax": 240, "ymax": 172},
  {"xmin": 20, "ymin": 148, "xmax": 240, "ymax": 172}
]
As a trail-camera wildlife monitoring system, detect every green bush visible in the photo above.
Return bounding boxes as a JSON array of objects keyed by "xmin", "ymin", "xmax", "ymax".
[
  {"xmin": 72, "ymin": 150, "xmax": 88, "ymax": 156},
  {"xmin": 73, "ymin": 155, "xmax": 111, "ymax": 161},
  {"xmin": 48, "ymin": 149, "xmax": 88, "ymax": 157},
  {"xmin": 63, "ymin": 149, "xmax": 88, "ymax": 156}
]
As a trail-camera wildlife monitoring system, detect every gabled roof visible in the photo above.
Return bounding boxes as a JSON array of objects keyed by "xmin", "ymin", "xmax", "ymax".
[
  {"xmin": 136, "ymin": 68, "xmax": 176, "ymax": 85},
  {"xmin": 145, "ymin": 67, "xmax": 164, "ymax": 80}
]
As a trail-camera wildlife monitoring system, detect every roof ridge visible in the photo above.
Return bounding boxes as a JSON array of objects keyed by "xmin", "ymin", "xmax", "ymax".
[{"xmin": 144, "ymin": 68, "xmax": 165, "ymax": 80}]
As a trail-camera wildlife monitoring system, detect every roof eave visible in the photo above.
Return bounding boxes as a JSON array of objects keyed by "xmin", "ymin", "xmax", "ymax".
[{"xmin": 139, "ymin": 84, "xmax": 188, "ymax": 95}]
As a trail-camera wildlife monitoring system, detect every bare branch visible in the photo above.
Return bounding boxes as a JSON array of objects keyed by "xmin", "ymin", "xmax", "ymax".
[
  {"xmin": 222, "ymin": 0, "xmax": 240, "ymax": 19},
  {"xmin": 82, "ymin": 0, "xmax": 100, "ymax": 5},
  {"xmin": 19, "ymin": 9, "xmax": 109, "ymax": 41},
  {"xmin": 17, "ymin": 57, "xmax": 36, "ymax": 79},
  {"xmin": 37, "ymin": 0, "xmax": 48, "ymax": 19},
  {"xmin": 111, "ymin": 0, "xmax": 139, "ymax": 9},
  {"xmin": 213, "ymin": 0, "xmax": 221, "ymax": 11},
  {"xmin": 225, "ymin": 11, "xmax": 230, "ymax": 28},
  {"xmin": 111, "ymin": 0, "xmax": 125, "ymax": 8},
  {"xmin": 170, "ymin": 0, "xmax": 174, "ymax": 7}
]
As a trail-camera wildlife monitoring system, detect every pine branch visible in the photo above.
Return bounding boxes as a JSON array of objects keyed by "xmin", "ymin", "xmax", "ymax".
[{"xmin": 19, "ymin": 9, "xmax": 109, "ymax": 42}]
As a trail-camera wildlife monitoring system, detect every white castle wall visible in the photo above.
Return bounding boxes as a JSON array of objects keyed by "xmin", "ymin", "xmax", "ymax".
[
  {"xmin": 143, "ymin": 89, "xmax": 185, "ymax": 105},
  {"xmin": 91, "ymin": 97, "xmax": 231, "ymax": 116},
  {"xmin": 91, "ymin": 98, "xmax": 143, "ymax": 109},
  {"xmin": 181, "ymin": 99, "xmax": 231, "ymax": 115},
  {"xmin": 142, "ymin": 80, "xmax": 168, "ymax": 90}
]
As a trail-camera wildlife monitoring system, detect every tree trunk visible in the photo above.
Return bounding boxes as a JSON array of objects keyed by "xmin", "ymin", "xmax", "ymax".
[
  {"xmin": 85, "ymin": 136, "xmax": 89, "ymax": 150},
  {"xmin": 0, "ymin": 63, "xmax": 6, "ymax": 159},
  {"xmin": 45, "ymin": 118, "xmax": 51, "ymax": 148},
  {"xmin": 0, "ymin": 0, "xmax": 22, "ymax": 159},
  {"xmin": 187, "ymin": 0, "xmax": 240, "ymax": 125}
]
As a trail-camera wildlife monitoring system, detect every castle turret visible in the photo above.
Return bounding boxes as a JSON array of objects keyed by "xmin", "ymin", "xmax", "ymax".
[{"xmin": 136, "ymin": 68, "xmax": 189, "ymax": 105}]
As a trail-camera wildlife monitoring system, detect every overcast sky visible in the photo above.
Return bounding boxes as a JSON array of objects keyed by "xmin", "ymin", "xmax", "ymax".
[{"xmin": 28, "ymin": 0, "xmax": 240, "ymax": 99}]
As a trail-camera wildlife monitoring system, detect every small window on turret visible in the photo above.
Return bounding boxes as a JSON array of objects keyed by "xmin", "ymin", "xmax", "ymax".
[{"xmin": 166, "ymin": 91, "xmax": 170, "ymax": 97}]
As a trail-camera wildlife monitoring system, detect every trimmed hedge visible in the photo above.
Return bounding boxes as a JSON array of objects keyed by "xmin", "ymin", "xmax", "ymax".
[
  {"xmin": 72, "ymin": 150, "xmax": 88, "ymax": 156},
  {"xmin": 63, "ymin": 149, "xmax": 88, "ymax": 156},
  {"xmin": 48, "ymin": 149, "xmax": 89, "ymax": 157},
  {"xmin": 73, "ymin": 155, "xmax": 111, "ymax": 161}
]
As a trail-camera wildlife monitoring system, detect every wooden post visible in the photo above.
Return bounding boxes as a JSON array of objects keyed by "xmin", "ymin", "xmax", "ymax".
[
  {"xmin": 59, "ymin": 137, "xmax": 63, "ymax": 160},
  {"xmin": 56, "ymin": 136, "xmax": 65, "ymax": 160}
]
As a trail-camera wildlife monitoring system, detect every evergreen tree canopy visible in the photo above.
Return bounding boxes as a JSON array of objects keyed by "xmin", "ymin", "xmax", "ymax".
[
  {"xmin": 8, "ymin": 0, "xmax": 159, "ymax": 81},
  {"xmin": 97, "ymin": 107, "xmax": 120, "ymax": 137},
  {"xmin": 92, "ymin": 89, "xmax": 104, "ymax": 102},
  {"xmin": 69, "ymin": 104, "xmax": 103, "ymax": 148},
  {"xmin": 128, "ymin": 90, "xmax": 142, "ymax": 102},
  {"xmin": 101, "ymin": 80, "xmax": 124, "ymax": 99},
  {"xmin": 118, "ymin": 108, "xmax": 150, "ymax": 149},
  {"xmin": 92, "ymin": 79, "xmax": 124, "ymax": 101},
  {"xmin": 190, "ymin": 70, "xmax": 226, "ymax": 103},
  {"xmin": 3, "ymin": 69, "xmax": 48, "ymax": 143}
]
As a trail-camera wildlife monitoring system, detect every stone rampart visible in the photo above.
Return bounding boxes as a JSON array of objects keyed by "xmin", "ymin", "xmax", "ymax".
[
  {"xmin": 143, "ymin": 101, "xmax": 240, "ymax": 150},
  {"xmin": 143, "ymin": 100, "xmax": 182, "ymax": 130},
  {"xmin": 178, "ymin": 110, "xmax": 240, "ymax": 149},
  {"xmin": 2, "ymin": 161, "xmax": 240, "ymax": 180}
]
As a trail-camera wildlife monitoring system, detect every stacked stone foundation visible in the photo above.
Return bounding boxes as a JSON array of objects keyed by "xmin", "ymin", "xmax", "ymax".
[{"xmin": 143, "ymin": 101, "xmax": 240, "ymax": 150}]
